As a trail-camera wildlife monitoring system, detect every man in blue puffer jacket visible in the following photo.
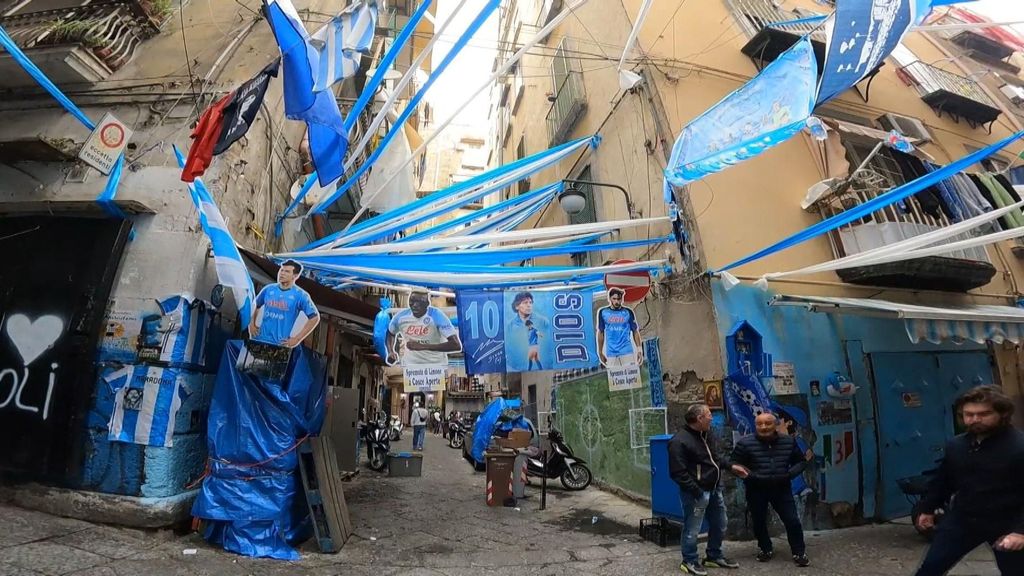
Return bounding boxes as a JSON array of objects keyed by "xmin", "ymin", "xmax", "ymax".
[{"xmin": 730, "ymin": 412, "xmax": 809, "ymax": 567}]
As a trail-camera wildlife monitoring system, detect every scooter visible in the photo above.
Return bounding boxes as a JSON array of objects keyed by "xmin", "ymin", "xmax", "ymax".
[
  {"xmin": 524, "ymin": 429, "xmax": 592, "ymax": 490},
  {"xmin": 897, "ymin": 460, "xmax": 946, "ymax": 540},
  {"xmin": 365, "ymin": 416, "xmax": 391, "ymax": 472},
  {"xmin": 448, "ymin": 419, "xmax": 469, "ymax": 449},
  {"xmin": 388, "ymin": 415, "xmax": 404, "ymax": 441}
]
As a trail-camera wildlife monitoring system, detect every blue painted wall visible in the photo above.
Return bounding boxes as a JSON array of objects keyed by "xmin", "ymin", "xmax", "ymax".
[
  {"xmin": 77, "ymin": 366, "xmax": 213, "ymax": 498},
  {"xmin": 710, "ymin": 281, "xmax": 984, "ymax": 518}
]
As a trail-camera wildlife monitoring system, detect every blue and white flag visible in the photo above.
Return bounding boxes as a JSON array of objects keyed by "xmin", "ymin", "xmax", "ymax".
[
  {"xmin": 816, "ymin": 0, "xmax": 932, "ymax": 104},
  {"xmin": 724, "ymin": 371, "xmax": 776, "ymax": 436},
  {"xmin": 264, "ymin": 0, "xmax": 347, "ymax": 186},
  {"xmin": 665, "ymin": 38, "xmax": 817, "ymax": 187},
  {"xmin": 157, "ymin": 295, "xmax": 215, "ymax": 368},
  {"xmin": 311, "ymin": 1, "xmax": 377, "ymax": 93},
  {"xmin": 106, "ymin": 366, "xmax": 186, "ymax": 448},
  {"xmin": 172, "ymin": 146, "xmax": 256, "ymax": 330}
]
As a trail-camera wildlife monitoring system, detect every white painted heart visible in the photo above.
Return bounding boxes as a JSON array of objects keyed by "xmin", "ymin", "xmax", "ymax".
[{"xmin": 5, "ymin": 314, "xmax": 64, "ymax": 366}]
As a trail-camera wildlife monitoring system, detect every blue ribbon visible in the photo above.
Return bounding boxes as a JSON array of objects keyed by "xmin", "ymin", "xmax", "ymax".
[{"xmin": 715, "ymin": 130, "xmax": 1024, "ymax": 273}]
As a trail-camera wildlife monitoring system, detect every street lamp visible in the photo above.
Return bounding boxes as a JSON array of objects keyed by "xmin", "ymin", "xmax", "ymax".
[{"xmin": 558, "ymin": 179, "xmax": 637, "ymax": 219}]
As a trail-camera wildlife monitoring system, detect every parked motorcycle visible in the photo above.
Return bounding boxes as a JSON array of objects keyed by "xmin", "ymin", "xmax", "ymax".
[
  {"xmin": 388, "ymin": 415, "xmax": 404, "ymax": 441},
  {"xmin": 448, "ymin": 418, "xmax": 469, "ymax": 449},
  {"xmin": 524, "ymin": 429, "xmax": 592, "ymax": 490},
  {"xmin": 897, "ymin": 461, "xmax": 946, "ymax": 540},
  {"xmin": 365, "ymin": 416, "xmax": 391, "ymax": 472}
]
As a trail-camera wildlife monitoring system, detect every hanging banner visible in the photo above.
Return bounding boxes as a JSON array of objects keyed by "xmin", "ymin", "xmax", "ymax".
[
  {"xmin": 456, "ymin": 289, "xmax": 598, "ymax": 374},
  {"xmin": 816, "ymin": 0, "xmax": 920, "ymax": 104},
  {"xmin": 387, "ymin": 293, "xmax": 461, "ymax": 392},
  {"xmin": 665, "ymin": 38, "xmax": 817, "ymax": 186},
  {"xmin": 644, "ymin": 338, "xmax": 666, "ymax": 407},
  {"xmin": 598, "ymin": 287, "xmax": 643, "ymax": 391}
]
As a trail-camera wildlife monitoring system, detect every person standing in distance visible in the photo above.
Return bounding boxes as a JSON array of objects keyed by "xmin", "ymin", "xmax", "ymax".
[
  {"xmin": 730, "ymin": 412, "xmax": 810, "ymax": 566},
  {"xmin": 249, "ymin": 259, "xmax": 319, "ymax": 348},
  {"xmin": 410, "ymin": 401, "xmax": 429, "ymax": 451},
  {"xmin": 668, "ymin": 404, "xmax": 739, "ymax": 575},
  {"xmin": 597, "ymin": 287, "xmax": 643, "ymax": 367},
  {"xmin": 914, "ymin": 385, "xmax": 1024, "ymax": 576}
]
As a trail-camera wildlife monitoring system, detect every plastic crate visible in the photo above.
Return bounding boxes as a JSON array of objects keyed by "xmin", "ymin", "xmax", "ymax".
[{"xmin": 639, "ymin": 517, "xmax": 681, "ymax": 547}]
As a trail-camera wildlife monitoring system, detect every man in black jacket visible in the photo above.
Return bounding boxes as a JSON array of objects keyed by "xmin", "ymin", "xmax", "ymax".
[
  {"xmin": 730, "ymin": 412, "xmax": 809, "ymax": 566},
  {"xmin": 668, "ymin": 404, "xmax": 739, "ymax": 575},
  {"xmin": 914, "ymin": 385, "xmax": 1024, "ymax": 576}
]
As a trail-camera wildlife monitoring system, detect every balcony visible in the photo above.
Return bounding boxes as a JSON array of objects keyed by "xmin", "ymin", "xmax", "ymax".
[
  {"xmin": 0, "ymin": 1, "xmax": 164, "ymax": 89},
  {"xmin": 812, "ymin": 158, "xmax": 996, "ymax": 292},
  {"xmin": 546, "ymin": 57, "xmax": 586, "ymax": 146},
  {"xmin": 896, "ymin": 61, "xmax": 1002, "ymax": 132},
  {"xmin": 726, "ymin": 0, "xmax": 883, "ymax": 101}
]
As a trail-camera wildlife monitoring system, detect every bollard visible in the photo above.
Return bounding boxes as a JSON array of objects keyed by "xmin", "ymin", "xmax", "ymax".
[{"xmin": 540, "ymin": 449, "xmax": 547, "ymax": 510}]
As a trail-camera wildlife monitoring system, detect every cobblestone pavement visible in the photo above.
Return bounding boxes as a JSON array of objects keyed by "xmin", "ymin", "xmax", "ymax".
[{"xmin": 0, "ymin": 430, "xmax": 1001, "ymax": 575}]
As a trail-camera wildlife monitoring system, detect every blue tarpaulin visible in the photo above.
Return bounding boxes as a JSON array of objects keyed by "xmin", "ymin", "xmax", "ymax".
[
  {"xmin": 470, "ymin": 397, "xmax": 530, "ymax": 463},
  {"xmin": 192, "ymin": 340, "xmax": 328, "ymax": 560}
]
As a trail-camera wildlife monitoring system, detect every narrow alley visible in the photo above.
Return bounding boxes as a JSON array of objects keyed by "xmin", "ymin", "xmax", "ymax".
[{"xmin": 0, "ymin": 431, "xmax": 1001, "ymax": 576}]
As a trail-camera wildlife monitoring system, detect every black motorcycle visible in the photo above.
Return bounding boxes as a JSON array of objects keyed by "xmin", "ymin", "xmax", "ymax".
[
  {"xmin": 448, "ymin": 419, "xmax": 468, "ymax": 450},
  {"xmin": 364, "ymin": 416, "xmax": 391, "ymax": 472},
  {"xmin": 897, "ymin": 461, "xmax": 946, "ymax": 540},
  {"xmin": 525, "ymin": 429, "xmax": 592, "ymax": 490}
]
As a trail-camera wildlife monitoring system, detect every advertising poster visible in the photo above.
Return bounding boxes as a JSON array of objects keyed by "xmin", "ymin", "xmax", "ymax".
[
  {"xmin": 456, "ymin": 289, "xmax": 597, "ymax": 374},
  {"xmin": 387, "ymin": 292, "xmax": 462, "ymax": 391}
]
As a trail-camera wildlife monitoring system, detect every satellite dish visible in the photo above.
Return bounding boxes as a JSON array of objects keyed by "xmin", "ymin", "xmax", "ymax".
[{"xmin": 289, "ymin": 175, "xmax": 333, "ymax": 206}]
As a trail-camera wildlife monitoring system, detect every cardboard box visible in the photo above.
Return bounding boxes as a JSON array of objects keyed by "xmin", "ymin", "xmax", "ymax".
[{"xmin": 495, "ymin": 429, "xmax": 533, "ymax": 449}]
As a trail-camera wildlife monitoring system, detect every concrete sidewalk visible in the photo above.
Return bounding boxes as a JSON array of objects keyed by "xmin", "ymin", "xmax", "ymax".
[{"xmin": 0, "ymin": 430, "xmax": 1003, "ymax": 575}]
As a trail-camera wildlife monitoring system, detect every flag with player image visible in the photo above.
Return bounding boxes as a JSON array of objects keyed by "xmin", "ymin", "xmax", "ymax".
[
  {"xmin": 386, "ymin": 291, "xmax": 462, "ymax": 392},
  {"xmin": 597, "ymin": 287, "xmax": 644, "ymax": 391}
]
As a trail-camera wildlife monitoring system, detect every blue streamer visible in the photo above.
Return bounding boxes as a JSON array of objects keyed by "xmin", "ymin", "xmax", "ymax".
[
  {"xmin": 309, "ymin": 0, "xmax": 503, "ymax": 215},
  {"xmin": 403, "ymin": 184, "xmax": 559, "ymax": 241},
  {"xmin": 297, "ymin": 135, "xmax": 596, "ymax": 251},
  {"xmin": 715, "ymin": 130, "xmax": 1024, "ymax": 273},
  {"xmin": 288, "ymin": 235, "xmax": 672, "ymax": 270}
]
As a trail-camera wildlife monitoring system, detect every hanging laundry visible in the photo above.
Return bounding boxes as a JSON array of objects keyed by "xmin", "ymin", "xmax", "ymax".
[
  {"xmin": 949, "ymin": 173, "xmax": 994, "ymax": 221},
  {"xmin": 977, "ymin": 172, "xmax": 1024, "ymax": 228},
  {"xmin": 1009, "ymin": 166, "xmax": 1024, "ymax": 186},
  {"xmin": 923, "ymin": 162, "xmax": 967, "ymax": 222},
  {"xmin": 891, "ymin": 151, "xmax": 948, "ymax": 220},
  {"xmin": 994, "ymin": 173, "xmax": 1022, "ymax": 204}
]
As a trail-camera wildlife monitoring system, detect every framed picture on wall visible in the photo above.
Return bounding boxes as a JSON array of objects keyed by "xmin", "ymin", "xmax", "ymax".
[{"xmin": 704, "ymin": 380, "xmax": 724, "ymax": 410}]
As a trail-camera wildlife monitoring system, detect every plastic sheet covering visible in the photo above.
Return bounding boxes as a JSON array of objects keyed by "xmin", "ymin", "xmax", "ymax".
[
  {"xmin": 192, "ymin": 340, "xmax": 328, "ymax": 560},
  {"xmin": 470, "ymin": 397, "xmax": 529, "ymax": 463}
]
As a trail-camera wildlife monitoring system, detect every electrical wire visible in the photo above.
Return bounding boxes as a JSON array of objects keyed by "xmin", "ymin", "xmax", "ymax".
[{"xmin": 179, "ymin": 0, "xmax": 201, "ymax": 110}]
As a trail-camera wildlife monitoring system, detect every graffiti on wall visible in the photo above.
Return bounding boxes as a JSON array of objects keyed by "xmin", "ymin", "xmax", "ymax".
[{"xmin": 1, "ymin": 314, "xmax": 65, "ymax": 420}]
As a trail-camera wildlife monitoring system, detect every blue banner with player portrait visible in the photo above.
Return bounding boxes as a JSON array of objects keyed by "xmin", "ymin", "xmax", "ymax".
[{"xmin": 456, "ymin": 289, "xmax": 599, "ymax": 374}]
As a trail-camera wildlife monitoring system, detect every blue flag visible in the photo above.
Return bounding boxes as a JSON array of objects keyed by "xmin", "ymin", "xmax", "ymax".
[
  {"xmin": 264, "ymin": 0, "xmax": 347, "ymax": 186},
  {"xmin": 665, "ymin": 38, "xmax": 817, "ymax": 186},
  {"xmin": 311, "ymin": 1, "xmax": 377, "ymax": 92},
  {"xmin": 724, "ymin": 371, "xmax": 775, "ymax": 436},
  {"xmin": 816, "ymin": 0, "xmax": 931, "ymax": 104}
]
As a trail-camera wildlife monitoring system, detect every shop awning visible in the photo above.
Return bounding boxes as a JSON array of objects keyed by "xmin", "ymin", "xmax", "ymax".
[
  {"xmin": 770, "ymin": 294, "xmax": 1024, "ymax": 344},
  {"xmin": 240, "ymin": 248, "xmax": 379, "ymax": 329}
]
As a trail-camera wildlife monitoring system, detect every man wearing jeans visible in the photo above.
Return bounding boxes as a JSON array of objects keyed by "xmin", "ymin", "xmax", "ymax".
[
  {"xmin": 411, "ymin": 402, "xmax": 429, "ymax": 451},
  {"xmin": 668, "ymin": 404, "xmax": 739, "ymax": 575}
]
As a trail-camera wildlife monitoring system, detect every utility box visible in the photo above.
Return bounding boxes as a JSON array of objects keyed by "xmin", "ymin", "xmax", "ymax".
[
  {"xmin": 650, "ymin": 434, "xmax": 683, "ymax": 522},
  {"xmin": 387, "ymin": 452, "xmax": 423, "ymax": 477}
]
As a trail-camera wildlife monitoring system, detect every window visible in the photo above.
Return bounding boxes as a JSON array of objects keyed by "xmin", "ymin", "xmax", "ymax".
[{"xmin": 546, "ymin": 38, "xmax": 587, "ymax": 146}]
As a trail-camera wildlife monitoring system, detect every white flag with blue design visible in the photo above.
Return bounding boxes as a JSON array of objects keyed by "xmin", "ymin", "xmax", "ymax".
[
  {"xmin": 311, "ymin": 1, "xmax": 378, "ymax": 93},
  {"xmin": 106, "ymin": 366, "xmax": 186, "ymax": 448},
  {"xmin": 173, "ymin": 145, "xmax": 256, "ymax": 330}
]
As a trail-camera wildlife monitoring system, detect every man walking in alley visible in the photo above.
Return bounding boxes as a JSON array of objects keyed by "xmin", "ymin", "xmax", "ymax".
[
  {"xmin": 914, "ymin": 385, "xmax": 1024, "ymax": 576},
  {"xmin": 411, "ymin": 401, "xmax": 429, "ymax": 451},
  {"xmin": 668, "ymin": 404, "xmax": 739, "ymax": 575},
  {"xmin": 730, "ymin": 412, "xmax": 809, "ymax": 567}
]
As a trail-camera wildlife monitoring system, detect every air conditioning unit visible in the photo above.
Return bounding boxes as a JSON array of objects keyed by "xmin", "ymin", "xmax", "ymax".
[{"xmin": 877, "ymin": 113, "xmax": 933, "ymax": 143}]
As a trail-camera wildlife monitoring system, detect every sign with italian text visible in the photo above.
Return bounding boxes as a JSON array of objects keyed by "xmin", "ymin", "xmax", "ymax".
[
  {"xmin": 403, "ymin": 365, "xmax": 446, "ymax": 393},
  {"xmin": 456, "ymin": 289, "xmax": 598, "ymax": 374},
  {"xmin": 79, "ymin": 113, "xmax": 132, "ymax": 175}
]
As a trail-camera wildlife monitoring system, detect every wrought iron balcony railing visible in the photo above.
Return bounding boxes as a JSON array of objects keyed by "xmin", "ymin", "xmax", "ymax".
[
  {"xmin": 897, "ymin": 61, "xmax": 1002, "ymax": 131},
  {"xmin": 0, "ymin": 1, "xmax": 163, "ymax": 77}
]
